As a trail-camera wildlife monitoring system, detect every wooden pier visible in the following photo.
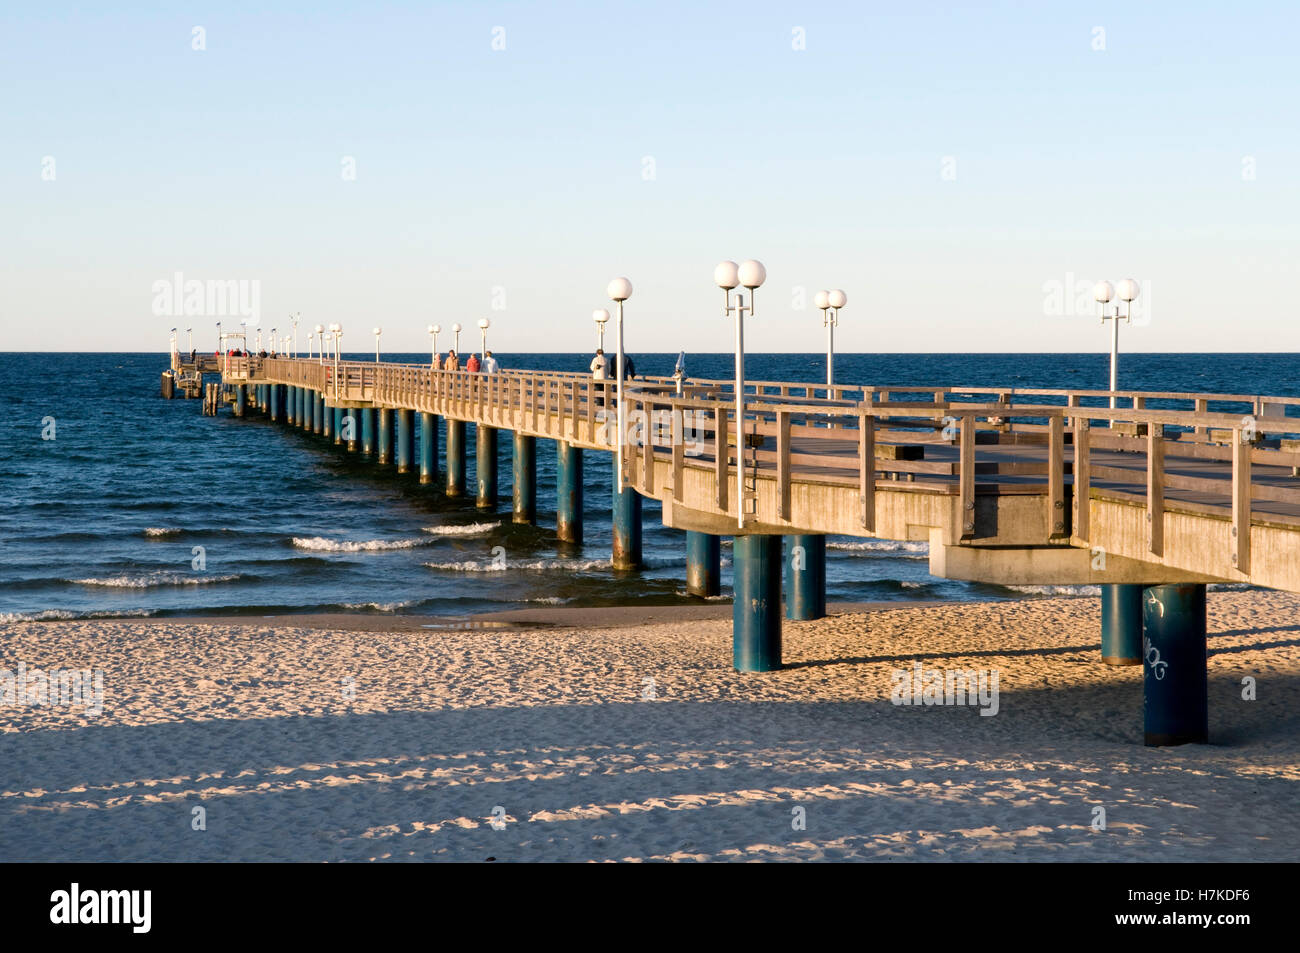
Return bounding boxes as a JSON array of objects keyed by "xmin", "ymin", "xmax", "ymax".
[{"xmin": 185, "ymin": 352, "xmax": 1300, "ymax": 745}]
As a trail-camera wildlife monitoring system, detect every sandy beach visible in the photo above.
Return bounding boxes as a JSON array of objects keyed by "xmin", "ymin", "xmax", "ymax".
[{"xmin": 2, "ymin": 590, "xmax": 1298, "ymax": 862}]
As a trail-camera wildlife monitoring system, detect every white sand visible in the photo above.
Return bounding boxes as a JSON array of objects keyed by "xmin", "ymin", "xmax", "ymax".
[{"xmin": 2, "ymin": 590, "xmax": 1298, "ymax": 862}]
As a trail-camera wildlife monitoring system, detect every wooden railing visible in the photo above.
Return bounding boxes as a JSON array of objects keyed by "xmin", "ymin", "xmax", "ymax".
[{"xmin": 241, "ymin": 357, "xmax": 1300, "ymax": 555}]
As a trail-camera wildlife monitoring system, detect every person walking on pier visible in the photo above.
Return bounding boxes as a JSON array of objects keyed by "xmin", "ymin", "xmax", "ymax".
[
  {"xmin": 443, "ymin": 350, "xmax": 459, "ymax": 371},
  {"xmin": 483, "ymin": 350, "xmax": 499, "ymax": 374},
  {"xmin": 466, "ymin": 352, "xmax": 481, "ymax": 373},
  {"xmin": 590, "ymin": 348, "xmax": 607, "ymax": 381},
  {"xmin": 623, "ymin": 354, "xmax": 636, "ymax": 380}
]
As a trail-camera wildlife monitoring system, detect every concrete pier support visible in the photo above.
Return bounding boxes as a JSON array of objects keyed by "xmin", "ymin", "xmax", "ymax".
[
  {"xmin": 686, "ymin": 531, "xmax": 721, "ymax": 597},
  {"xmin": 332, "ymin": 407, "xmax": 343, "ymax": 445},
  {"xmin": 446, "ymin": 420, "xmax": 466, "ymax": 496},
  {"xmin": 1101, "ymin": 584, "xmax": 1145, "ymax": 665},
  {"xmin": 286, "ymin": 386, "xmax": 297, "ymax": 426},
  {"xmin": 556, "ymin": 441, "xmax": 583, "ymax": 542},
  {"xmin": 1142, "ymin": 583, "xmax": 1209, "ymax": 747},
  {"xmin": 477, "ymin": 425, "xmax": 498, "ymax": 508},
  {"xmin": 269, "ymin": 385, "xmax": 281, "ymax": 423},
  {"xmin": 299, "ymin": 388, "xmax": 309, "ymax": 430},
  {"xmin": 419, "ymin": 413, "xmax": 438, "ymax": 484},
  {"xmin": 234, "ymin": 385, "xmax": 247, "ymax": 418},
  {"xmin": 343, "ymin": 411, "xmax": 359, "ymax": 453},
  {"xmin": 360, "ymin": 408, "xmax": 375, "ymax": 457},
  {"xmin": 785, "ymin": 534, "xmax": 826, "ymax": 620},
  {"xmin": 733, "ymin": 534, "xmax": 783, "ymax": 671},
  {"xmin": 313, "ymin": 393, "xmax": 324, "ymax": 435},
  {"xmin": 377, "ymin": 409, "xmax": 393, "ymax": 465},
  {"xmin": 396, "ymin": 410, "xmax": 415, "ymax": 474},
  {"xmin": 612, "ymin": 459, "xmax": 642, "ymax": 570},
  {"xmin": 513, "ymin": 433, "xmax": 536, "ymax": 524},
  {"xmin": 323, "ymin": 401, "xmax": 334, "ymax": 440}
]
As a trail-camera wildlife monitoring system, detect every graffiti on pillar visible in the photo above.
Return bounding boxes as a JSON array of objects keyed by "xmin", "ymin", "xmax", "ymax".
[{"xmin": 1142, "ymin": 635, "xmax": 1168, "ymax": 680}]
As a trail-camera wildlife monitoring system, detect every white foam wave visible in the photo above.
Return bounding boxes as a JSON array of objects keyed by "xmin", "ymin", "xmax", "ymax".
[
  {"xmin": 0, "ymin": 608, "xmax": 157, "ymax": 622},
  {"xmin": 1005, "ymin": 584, "xmax": 1101, "ymax": 597},
  {"xmin": 829, "ymin": 539, "xmax": 929, "ymax": 556},
  {"xmin": 69, "ymin": 573, "xmax": 241, "ymax": 589},
  {"xmin": 424, "ymin": 557, "xmax": 612, "ymax": 573},
  {"xmin": 143, "ymin": 527, "xmax": 182, "ymax": 537},
  {"xmin": 421, "ymin": 522, "xmax": 502, "ymax": 537},
  {"xmin": 292, "ymin": 537, "xmax": 431, "ymax": 552},
  {"xmin": 338, "ymin": 600, "xmax": 419, "ymax": 612}
]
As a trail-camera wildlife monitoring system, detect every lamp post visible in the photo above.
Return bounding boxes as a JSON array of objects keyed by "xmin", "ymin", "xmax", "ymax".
[
  {"xmin": 815, "ymin": 289, "xmax": 847, "ymax": 388},
  {"xmin": 269, "ymin": 328, "xmax": 276, "ymax": 356},
  {"xmin": 477, "ymin": 318, "xmax": 490, "ymax": 357},
  {"xmin": 428, "ymin": 324, "xmax": 440, "ymax": 367},
  {"xmin": 186, "ymin": 327, "xmax": 193, "ymax": 352},
  {"xmin": 315, "ymin": 324, "xmax": 325, "ymax": 363},
  {"xmin": 715, "ymin": 259, "xmax": 766, "ymax": 529},
  {"xmin": 593, "ymin": 309, "xmax": 609, "ymax": 350},
  {"xmin": 215, "ymin": 321, "xmax": 222, "ymax": 353},
  {"xmin": 372, "ymin": 326, "xmax": 382, "ymax": 363},
  {"xmin": 288, "ymin": 313, "xmax": 300, "ymax": 358},
  {"xmin": 1095, "ymin": 278, "xmax": 1140, "ymax": 410},
  {"xmin": 330, "ymin": 323, "xmax": 342, "ymax": 395},
  {"xmin": 607, "ymin": 278, "xmax": 633, "ymax": 491},
  {"xmin": 451, "ymin": 322, "xmax": 462, "ymax": 353}
]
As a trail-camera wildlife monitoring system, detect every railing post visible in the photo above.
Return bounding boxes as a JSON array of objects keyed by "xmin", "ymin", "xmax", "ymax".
[
  {"xmin": 859, "ymin": 411, "xmax": 875, "ymax": 532},
  {"xmin": 959, "ymin": 413, "xmax": 975, "ymax": 539},
  {"xmin": 1048, "ymin": 413, "xmax": 1065, "ymax": 539},
  {"xmin": 1072, "ymin": 416, "xmax": 1090, "ymax": 542},
  {"xmin": 776, "ymin": 410, "xmax": 791, "ymax": 520},
  {"xmin": 1147, "ymin": 426, "xmax": 1164, "ymax": 555},
  {"xmin": 1232, "ymin": 429, "xmax": 1251, "ymax": 574}
]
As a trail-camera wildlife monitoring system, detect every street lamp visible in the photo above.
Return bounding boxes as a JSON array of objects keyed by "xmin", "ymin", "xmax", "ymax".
[
  {"xmin": 330, "ymin": 323, "xmax": 342, "ymax": 394},
  {"xmin": 372, "ymin": 326, "xmax": 382, "ymax": 363},
  {"xmin": 593, "ymin": 309, "xmax": 610, "ymax": 350},
  {"xmin": 269, "ymin": 328, "xmax": 277, "ymax": 356},
  {"xmin": 477, "ymin": 318, "xmax": 490, "ymax": 357},
  {"xmin": 451, "ymin": 322, "xmax": 462, "ymax": 353},
  {"xmin": 1095, "ymin": 278, "xmax": 1140, "ymax": 410},
  {"xmin": 289, "ymin": 313, "xmax": 301, "ymax": 358},
  {"xmin": 716, "ymin": 258, "xmax": 766, "ymax": 529},
  {"xmin": 428, "ymin": 324, "xmax": 441, "ymax": 367},
  {"xmin": 315, "ymin": 324, "xmax": 325, "ymax": 363},
  {"xmin": 215, "ymin": 321, "xmax": 222, "ymax": 353},
  {"xmin": 815, "ymin": 289, "xmax": 847, "ymax": 388},
  {"xmin": 607, "ymin": 277, "xmax": 633, "ymax": 491},
  {"xmin": 186, "ymin": 327, "xmax": 193, "ymax": 352}
]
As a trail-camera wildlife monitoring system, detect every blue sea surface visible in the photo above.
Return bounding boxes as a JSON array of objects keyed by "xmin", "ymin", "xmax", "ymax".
[{"xmin": 1, "ymin": 352, "xmax": 1296, "ymax": 621}]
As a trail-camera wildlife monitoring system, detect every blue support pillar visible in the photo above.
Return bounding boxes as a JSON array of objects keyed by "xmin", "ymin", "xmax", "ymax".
[
  {"xmin": 286, "ymin": 386, "xmax": 297, "ymax": 426},
  {"xmin": 343, "ymin": 411, "xmax": 359, "ymax": 452},
  {"xmin": 420, "ymin": 413, "xmax": 438, "ymax": 484},
  {"xmin": 361, "ymin": 408, "xmax": 375, "ymax": 456},
  {"xmin": 396, "ymin": 410, "xmax": 415, "ymax": 474},
  {"xmin": 785, "ymin": 534, "xmax": 826, "ymax": 620},
  {"xmin": 686, "ymin": 531, "xmax": 721, "ymax": 597},
  {"xmin": 1102, "ymin": 584, "xmax": 1144, "ymax": 665},
  {"xmin": 303, "ymin": 390, "xmax": 314, "ymax": 432},
  {"xmin": 477, "ymin": 425, "xmax": 498, "ymax": 508},
  {"xmin": 556, "ymin": 441, "xmax": 583, "ymax": 542},
  {"xmin": 513, "ymin": 433, "xmax": 536, "ymax": 524},
  {"xmin": 612, "ymin": 456, "xmax": 641, "ymax": 570},
  {"xmin": 1142, "ymin": 583, "xmax": 1208, "ymax": 747},
  {"xmin": 269, "ymin": 385, "xmax": 281, "ymax": 422},
  {"xmin": 446, "ymin": 420, "xmax": 466, "ymax": 496},
  {"xmin": 323, "ymin": 401, "xmax": 334, "ymax": 440},
  {"xmin": 733, "ymin": 534, "xmax": 783, "ymax": 672},
  {"xmin": 333, "ymin": 407, "xmax": 344, "ymax": 445},
  {"xmin": 313, "ymin": 393, "xmax": 324, "ymax": 435},
  {"xmin": 234, "ymin": 384, "xmax": 247, "ymax": 418},
  {"xmin": 377, "ymin": 409, "xmax": 393, "ymax": 465}
]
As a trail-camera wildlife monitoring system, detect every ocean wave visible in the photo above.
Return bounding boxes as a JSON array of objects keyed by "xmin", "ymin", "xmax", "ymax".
[
  {"xmin": 527, "ymin": 596, "xmax": 567, "ymax": 605},
  {"xmin": 0, "ymin": 608, "xmax": 157, "ymax": 622},
  {"xmin": 1004, "ymin": 584, "xmax": 1101, "ymax": 597},
  {"xmin": 424, "ymin": 557, "xmax": 612, "ymax": 573},
  {"xmin": 828, "ymin": 539, "xmax": 929, "ymax": 556},
  {"xmin": 144, "ymin": 527, "xmax": 182, "ymax": 537},
  {"xmin": 337, "ymin": 600, "xmax": 420, "ymax": 612},
  {"xmin": 421, "ymin": 522, "xmax": 502, "ymax": 537},
  {"xmin": 292, "ymin": 536, "xmax": 432, "ymax": 552},
  {"xmin": 675, "ymin": 590, "xmax": 731, "ymax": 601},
  {"xmin": 69, "ymin": 573, "xmax": 241, "ymax": 589}
]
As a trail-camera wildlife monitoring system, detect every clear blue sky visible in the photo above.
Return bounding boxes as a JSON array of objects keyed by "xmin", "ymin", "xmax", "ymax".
[{"xmin": 3, "ymin": 1, "xmax": 1297, "ymax": 353}]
